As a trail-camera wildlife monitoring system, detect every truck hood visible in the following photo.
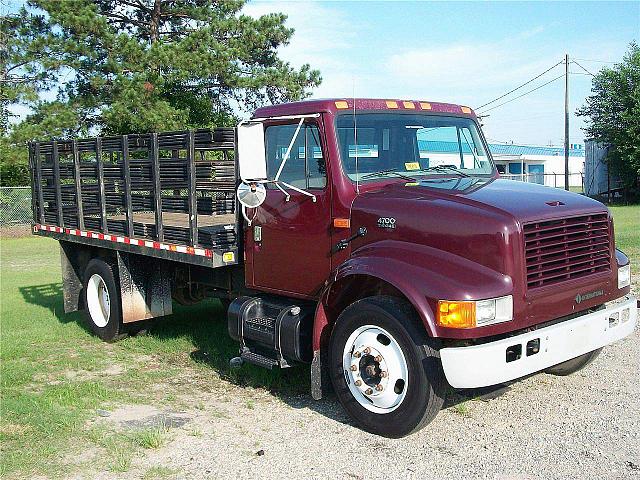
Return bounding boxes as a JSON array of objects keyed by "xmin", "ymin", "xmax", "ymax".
[
  {"xmin": 349, "ymin": 178, "xmax": 610, "ymax": 275},
  {"xmin": 348, "ymin": 177, "xmax": 618, "ymax": 338}
]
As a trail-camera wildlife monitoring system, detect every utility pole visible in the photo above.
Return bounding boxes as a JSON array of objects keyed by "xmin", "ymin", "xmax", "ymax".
[{"xmin": 564, "ymin": 53, "xmax": 570, "ymax": 191}]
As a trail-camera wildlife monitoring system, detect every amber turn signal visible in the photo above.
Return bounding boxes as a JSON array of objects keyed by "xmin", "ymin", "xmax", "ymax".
[
  {"xmin": 437, "ymin": 301, "xmax": 476, "ymax": 329},
  {"xmin": 333, "ymin": 218, "xmax": 351, "ymax": 228}
]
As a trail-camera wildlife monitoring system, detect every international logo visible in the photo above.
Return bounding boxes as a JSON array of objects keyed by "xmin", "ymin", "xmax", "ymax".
[{"xmin": 575, "ymin": 289, "xmax": 604, "ymax": 304}]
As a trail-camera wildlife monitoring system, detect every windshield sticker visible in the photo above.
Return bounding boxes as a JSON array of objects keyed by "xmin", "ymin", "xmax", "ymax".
[{"xmin": 404, "ymin": 162, "xmax": 420, "ymax": 171}]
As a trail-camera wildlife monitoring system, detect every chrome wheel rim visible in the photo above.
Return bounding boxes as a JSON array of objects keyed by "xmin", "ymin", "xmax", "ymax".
[
  {"xmin": 87, "ymin": 274, "xmax": 110, "ymax": 328},
  {"xmin": 342, "ymin": 325, "xmax": 408, "ymax": 413}
]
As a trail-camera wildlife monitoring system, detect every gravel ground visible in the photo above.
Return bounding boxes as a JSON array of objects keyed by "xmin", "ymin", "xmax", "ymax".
[{"xmin": 88, "ymin": 296, "xmax": 640, "ymax": 480}]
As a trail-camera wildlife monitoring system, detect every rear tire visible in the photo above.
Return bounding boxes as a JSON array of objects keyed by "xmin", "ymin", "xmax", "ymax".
[
  {"xmin": 83, "ymin": 258, "xmax": 126, "ymax": 342},
  {"xmin": 544, "ymin": 348, "xmax": 602, "ymax": 376},
  {"xmin": 329, "ymin": 296, "xmax": 447, "ymax": 438}
]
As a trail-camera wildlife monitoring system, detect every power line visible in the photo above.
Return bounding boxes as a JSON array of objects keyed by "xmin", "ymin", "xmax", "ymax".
[
  {"xmin": 572, "ymin": 57, "xmax": 617, "ymax": 64},
  {"xmin": 474, "ymin": 60, "xmax": 564, "ymax": 110},
  {"xmin": 571, "ymin": 60, "xmax": 596, "ymax": 77},
  {"xmin": 477, "ymin": 73, "xmax": 565, "ymax": 114}
]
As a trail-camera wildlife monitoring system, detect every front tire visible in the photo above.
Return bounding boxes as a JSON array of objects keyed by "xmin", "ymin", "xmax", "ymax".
[
  {"xmin": 544, "ymin": 348, "xmax": 602, "ymax": 376},
  {"xmin": 83, "ymin": 258, "xmax": 126, "ymax": 342},
  {"xmin": 329, "ymin": 296, "xmax": 447, "ymax": 438}
]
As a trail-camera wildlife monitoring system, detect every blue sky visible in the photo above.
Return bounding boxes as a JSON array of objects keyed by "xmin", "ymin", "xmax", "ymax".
[
  {"xmin": 6, "ymin": 1, "xmax": 639, "ymax": 146},
  {"xmin": 245, "ymin": 0, "xmax": 639, "ymax": 146}
]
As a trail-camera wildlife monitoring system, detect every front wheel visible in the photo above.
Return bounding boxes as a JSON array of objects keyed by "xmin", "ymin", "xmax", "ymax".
[
  {"xmin": 329, "ymin": 296, "xmax": 447, "ymax": 438},
  {"xmin": 544, "ymin": 348, "xmax": 602, "ymax": 376}
]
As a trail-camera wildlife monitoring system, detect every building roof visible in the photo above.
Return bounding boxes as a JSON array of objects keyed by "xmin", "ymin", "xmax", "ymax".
[
  {"xmin": 416, "ymin": 140, "xmax": 585, "ymax": 158},
  {"xmin": 489, "ymin": 143, "xmax": 585, "ymax": 157}
]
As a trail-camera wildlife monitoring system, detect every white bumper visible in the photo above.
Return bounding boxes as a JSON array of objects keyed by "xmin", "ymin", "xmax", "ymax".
[{"xmin": 440, "ymin": 296, "xmax": 637, "ymax": 389}]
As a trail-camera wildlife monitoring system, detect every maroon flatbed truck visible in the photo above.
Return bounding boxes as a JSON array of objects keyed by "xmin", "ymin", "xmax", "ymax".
[{"xmin": 29, "ymin": 98, "xmax": 636, "ymax": 437}]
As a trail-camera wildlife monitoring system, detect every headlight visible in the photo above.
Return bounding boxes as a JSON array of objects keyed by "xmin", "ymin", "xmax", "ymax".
[
  {"xmin": 437, "ymin": 295, "xmax": 513, "ymax": 329},
  {"xmin": 618, "ymin": 264, "xmax": 631, "ymax": 289}
]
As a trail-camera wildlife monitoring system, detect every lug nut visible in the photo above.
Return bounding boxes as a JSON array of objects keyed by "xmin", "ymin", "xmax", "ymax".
[
  {"xmin": 363, "ymin": 347, "xmax": 372, "ymax": 355},
  {"xmin": 374, "ymin": 355, "xmax": 382, "ymax": 363},
  {"xmin": 365, "ymin": 388, "xmax": 373, "ymax": 395},
  {"xmin": 380, "ymin": 371, "xmax": 388, "ymax": 378},
  {"xmin": 354, "ymin": 380, "xmax": 362, "ymax": 387},
  {"xmin": 375, "ymin": 384, "xmax": 384, "ymax": 392},
  {"xmin": 353, "ymin": 351, "xmax": 361, "ymax": 358},
  {"xmin": 350, "ymin": 365, "xmax": 357, "ymax": 371}
]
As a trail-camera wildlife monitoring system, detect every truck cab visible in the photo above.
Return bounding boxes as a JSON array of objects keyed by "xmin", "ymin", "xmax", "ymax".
[
  {"xmin": 31, "ymin": 98, "xmax": 637, "ymax": 438},
  {"xmin": 232, "ymin": 98, "xmax": 636, "ymax": 436}
]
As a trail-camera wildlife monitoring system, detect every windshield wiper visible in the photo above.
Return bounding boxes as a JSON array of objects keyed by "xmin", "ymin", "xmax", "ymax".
[
  {"xmin": 361, "ymin": 169, "xmax": 415, "ymax": 181},
  {"xmin": 417, "ymin": 165, "xmax": 471, "ymax": 177}
]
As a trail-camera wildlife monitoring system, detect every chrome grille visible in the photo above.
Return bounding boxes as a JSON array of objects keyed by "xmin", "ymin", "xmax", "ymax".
[{"xmin": 524, "ymin": 213, "xmax": 611, "ymax": 289}]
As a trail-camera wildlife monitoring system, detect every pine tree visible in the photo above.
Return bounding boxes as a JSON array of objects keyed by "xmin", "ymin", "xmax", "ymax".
[{"xmin": 6, "ymin": 0, "xmax": 321, "ymax": 137}]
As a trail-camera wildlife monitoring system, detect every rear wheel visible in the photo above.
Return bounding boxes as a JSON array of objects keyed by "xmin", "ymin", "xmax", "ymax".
[
  {"xmin": 83, "ymin": 258, "xmax": 126, "ymax": 342},
  {"xmin": 329, "ymin": 296, "xmax": 447, "ymax": 438},
  {"xmin": 544, "ymin": 348, "xmax": 602, "ymax": 376}
]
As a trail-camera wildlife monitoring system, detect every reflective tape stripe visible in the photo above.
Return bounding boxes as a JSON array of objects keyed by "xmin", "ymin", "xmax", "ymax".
[{"xmin": 33, "ymin": 224, "xmax": 215, "ymax": 258}]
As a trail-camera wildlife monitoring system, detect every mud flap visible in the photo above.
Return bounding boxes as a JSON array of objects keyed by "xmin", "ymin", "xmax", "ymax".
[
  {"xmin": 60, "ymin": 241, "xmax": 90, "ymax": 313},
  {"xmin": 311, "ymin": 348, "xmax": 333, "ymax": 400},
  {"xmin": 116, "ymin": 251, "xmax": 172, "ymax": 323}
]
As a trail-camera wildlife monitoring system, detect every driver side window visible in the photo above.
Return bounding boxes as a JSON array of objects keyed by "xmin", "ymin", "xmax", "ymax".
[{"xmin": 264, "ymin": 123, "xmax": 326, "ymax": 189}]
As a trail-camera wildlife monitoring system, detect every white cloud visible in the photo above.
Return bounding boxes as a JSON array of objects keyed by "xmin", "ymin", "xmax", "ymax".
[{"xmin": 243, "ymin": 0, "xmax": 361, "ymax": 98}]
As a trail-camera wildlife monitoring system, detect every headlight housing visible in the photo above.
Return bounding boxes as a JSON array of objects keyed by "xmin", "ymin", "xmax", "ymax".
[
  {"xmin": 437, "ymin": 295, "xmax": 513, "ymax": 329},
  {"xmin": 618, "ymin": 264, "xmax": 631, "ymax": 289}
]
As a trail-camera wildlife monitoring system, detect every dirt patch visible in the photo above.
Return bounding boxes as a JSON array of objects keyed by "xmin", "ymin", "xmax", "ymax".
[
  {"xmin": 97, "ymin": 404, "xmax": 193, "ymax": 431},
  {"xmin": 0, "ymin": 225, "xmax": 33, "ymax": 238},
  {"xmin": 64, "ymin": 364, "xmax": 126, "ymax": 382},
  {"xmin": 0, "ymin": 423, "xmax": 33, "ymax": 435}
]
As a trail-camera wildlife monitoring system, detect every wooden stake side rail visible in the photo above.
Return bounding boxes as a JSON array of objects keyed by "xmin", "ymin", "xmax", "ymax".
[{"xmin": 29, "ymin": 128, "xmax": 239, "ymax": 257}]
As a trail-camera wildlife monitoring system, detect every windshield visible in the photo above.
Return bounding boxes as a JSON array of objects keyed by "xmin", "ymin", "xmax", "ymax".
[{"xmin": 335, "ymin": 114, "xmax": 494, "ymax": 182}]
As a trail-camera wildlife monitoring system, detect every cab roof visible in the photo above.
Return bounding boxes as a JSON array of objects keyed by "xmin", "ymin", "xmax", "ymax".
[{"xmin": 253, "ymin": 98, "xmax": 476, "ymax": 119}]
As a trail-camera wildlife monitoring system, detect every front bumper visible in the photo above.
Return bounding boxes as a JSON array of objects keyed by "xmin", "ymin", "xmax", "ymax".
[{"xmin": 440, "ymin": 295, "xmax": 637, "ymax": 389}]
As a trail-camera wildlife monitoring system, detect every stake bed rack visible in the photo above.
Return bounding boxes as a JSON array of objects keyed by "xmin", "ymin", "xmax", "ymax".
[{"xmin": 29, "ymin": 128, "xmax": 240, "ymax": 267}]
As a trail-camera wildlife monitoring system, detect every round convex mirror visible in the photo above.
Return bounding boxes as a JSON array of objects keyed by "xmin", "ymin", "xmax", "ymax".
[{"xmin": 236, "ymin": 182, "xmax": 266, "ymax": 208}]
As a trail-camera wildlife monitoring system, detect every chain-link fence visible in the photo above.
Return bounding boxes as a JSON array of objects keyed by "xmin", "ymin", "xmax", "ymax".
[
  {"xmin": 0, "ymin": 187, "xmax": 33, "ymax": 226},
  {"xmin": 500, "ymin": 172, "xmax": 585, "ymax": 193}
]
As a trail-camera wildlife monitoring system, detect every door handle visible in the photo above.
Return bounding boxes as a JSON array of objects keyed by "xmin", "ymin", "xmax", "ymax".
[{"xmin": 254, "ymin": 225, "xmax": 262, "ymax": 242}]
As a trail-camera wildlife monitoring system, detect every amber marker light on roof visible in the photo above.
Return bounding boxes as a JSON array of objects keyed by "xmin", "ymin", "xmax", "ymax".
[
  {"xmin": 420, "ymin": 102, "xmax": 432, "ymax": 110},
  {"xmin": 335, "ymin": 101, "xmax": 349, "ymax": 109},
  {"xmin": 437, "ymin": 300, "xmax": 476, "ymax": 329},
  {"xmin": 461, "ymin": 106, "xmax": 472, "ymax": 114},
  {"xmin": 402, "ymin": 101, "xmax": 416, "ymax": 109},
  {"xmin": 333, "ymin": 218, "xmax": 350, "ymax": 229},
  {"xmin": 386, "ymin": 100, "xmax": 399, "ymax": 109}
]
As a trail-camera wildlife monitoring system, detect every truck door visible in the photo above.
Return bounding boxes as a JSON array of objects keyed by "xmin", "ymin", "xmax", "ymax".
[{"xmin": 249, "ymin": 120, "xmax": 331, "ymax": 297}]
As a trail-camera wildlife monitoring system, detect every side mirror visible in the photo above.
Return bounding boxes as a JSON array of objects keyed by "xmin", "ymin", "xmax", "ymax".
[
  {"xmin": 237, "ymin": 122, "xmax": 267, "ymax": 181},
  {"xmin": 237, "ymin": 182, "xmax": 266, "ymax": 209}
]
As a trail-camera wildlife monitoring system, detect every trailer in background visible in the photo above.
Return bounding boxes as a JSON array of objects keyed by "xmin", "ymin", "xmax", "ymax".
[{"xmin": 584, "ymin": 141, "xmax": 623, "ymax": 200}]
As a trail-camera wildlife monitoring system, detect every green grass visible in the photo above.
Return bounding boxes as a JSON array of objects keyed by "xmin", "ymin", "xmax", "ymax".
[
  {"xmin": 610, "ymin": 205, "xmax": 640, "ymax": 291},
  {"xmin": 142, "ymin": 465, "xmax": 181, "ymax": 480},
  {"xmin": 1, "ymin": 205, "xmax": 638, "ymax": 478},
  {"xmin": 0, "ymin": 235, "xmax": 308, "ymax": 478},
  {"xmin": 133, "ymin": 425, "xmax": 169, "ymax": 449}
]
